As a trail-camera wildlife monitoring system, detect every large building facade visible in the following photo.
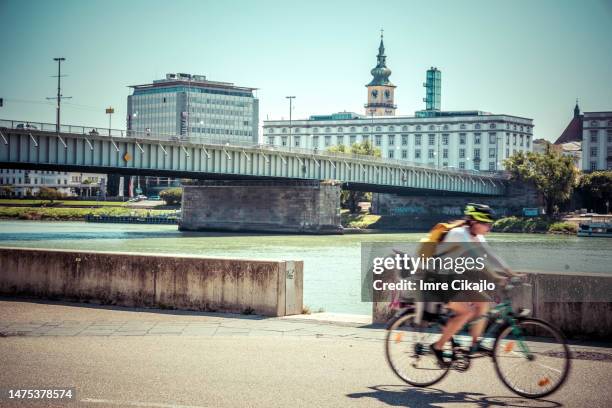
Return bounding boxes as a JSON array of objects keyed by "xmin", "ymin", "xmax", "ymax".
[
  {"xmin": 127, "ymin": 73, "xmax": 259, "ymax": 144},
  {"xmin": 263, "ymin": 111, "xmax": 533, "ymax": 171},
  {"xmin": 581, "ymin": 112, "xmax": 612, "ymax": 171},
  {"xmin": 0, "ymin": 169, "xmax": 105, "ymax": 197}
]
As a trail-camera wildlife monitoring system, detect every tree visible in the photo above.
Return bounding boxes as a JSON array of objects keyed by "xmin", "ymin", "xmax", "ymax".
[
  {"xmin": 504, "ymin": 150, "xmax": 578, "ymax": 216},
  {"xmin": 328, "ymin": 141, "xmax": 381, "ymax": 213},
  {"xmin": 160, "ymin": 187, "xmax": 182, "ymax": 206},
  {"xmin": 37, "ymin": 187, "xmax": 63, "ymax": 202},
  {"xmin": 577, "ymin": 171, "xmax": 612, "ymax": 213},
  {"xmin": 0, "ymin": 186, "xmax": 14, "ymax": 197}
]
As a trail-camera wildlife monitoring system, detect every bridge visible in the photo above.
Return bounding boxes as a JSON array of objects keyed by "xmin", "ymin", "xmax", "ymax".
[{"xmin": 0, "ymin": 119, "xmax": 506, "ymax": 196}]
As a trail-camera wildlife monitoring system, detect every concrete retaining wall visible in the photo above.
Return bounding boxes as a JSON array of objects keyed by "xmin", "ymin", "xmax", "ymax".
[
  {"xmin": 179, "ymin": 180, "xmax": 343, "ymax": 234},
  {"xmin": 0, "ymin": 247, "xmax": 303, "ymax": 317},
  {"xmin": 372, "ymin": 270, "xmax": 612, "ymax": 340}
]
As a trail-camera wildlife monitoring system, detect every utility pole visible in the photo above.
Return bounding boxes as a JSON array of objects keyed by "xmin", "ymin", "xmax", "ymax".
[
  {"xmin": 106, "ymin": 107, "xmax": 114, "ymax": 136},
  {"xmin": 47, "ymin": 58, "xmax": 71, "ymax": 135},
  {"xmin": 286, "ymin": 96, "xmax": 295, "ymax": 148}
]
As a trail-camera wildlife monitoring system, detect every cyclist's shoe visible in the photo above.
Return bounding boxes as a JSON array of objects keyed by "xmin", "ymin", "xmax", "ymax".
[
  {"xmin": 468, "ymin": 343, "xmax": 490, "ymax": 357},
  {"xmin": 429, "ymin": 344, "xmax": 450, "ymax": 368}
]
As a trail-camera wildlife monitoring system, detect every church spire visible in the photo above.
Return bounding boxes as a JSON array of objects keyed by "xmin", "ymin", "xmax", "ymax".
[
  {"xmin": 574, "ymin": 98, "xmax": 581, "ymax": 118},
  {"xmin": 367, "ymin": 29, "xmax": 393, "ymax": 87}
]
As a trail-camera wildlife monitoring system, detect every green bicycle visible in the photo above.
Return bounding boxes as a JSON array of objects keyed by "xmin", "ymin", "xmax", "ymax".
[{"xmin": 385, "ymin": 279, "xmax": 571, "ymax": 398}]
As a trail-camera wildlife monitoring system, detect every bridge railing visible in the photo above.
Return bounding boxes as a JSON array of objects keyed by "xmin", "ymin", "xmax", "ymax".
[{"xmin": 0, "ymin": 118, "xmax": 507, "ymax": 179}]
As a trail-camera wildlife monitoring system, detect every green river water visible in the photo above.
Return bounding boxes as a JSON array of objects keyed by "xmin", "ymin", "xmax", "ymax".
[{"xmin": 0, "ymin": 221, "xmax": 610, "ymax": 314}]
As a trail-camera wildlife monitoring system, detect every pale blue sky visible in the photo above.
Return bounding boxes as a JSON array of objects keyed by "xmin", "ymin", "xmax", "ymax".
[{"xmin": 1, "ymin": 0, "xmax": 611, "ymax": 141}]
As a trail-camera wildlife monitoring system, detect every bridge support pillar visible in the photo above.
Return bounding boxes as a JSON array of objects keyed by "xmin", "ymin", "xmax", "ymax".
[{"xmin": 179, "ymin": 180, "xmax": 343, "ymax": 234}]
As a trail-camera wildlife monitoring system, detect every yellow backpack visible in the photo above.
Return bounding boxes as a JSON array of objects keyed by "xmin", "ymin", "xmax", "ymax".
[{"xmin": 417, "ymin": 220, "xmax": 466, "ymax": 259}]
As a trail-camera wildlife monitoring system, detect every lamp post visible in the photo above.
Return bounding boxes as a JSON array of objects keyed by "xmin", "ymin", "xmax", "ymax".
[
  {"xmin": 105, "ymin": 107, "xmax": 114, "ymax": 136},
  {"xmin": 286, "ymin": 96, "xmax": 295, "ymax": 149}
]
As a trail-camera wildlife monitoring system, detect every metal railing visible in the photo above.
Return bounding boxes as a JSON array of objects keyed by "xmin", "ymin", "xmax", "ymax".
[{"xmin": 0, "ymin": 118, "xmax": 507, "ymax": 179}]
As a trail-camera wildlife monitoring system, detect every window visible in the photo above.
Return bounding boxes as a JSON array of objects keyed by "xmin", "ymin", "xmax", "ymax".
[
  {"xmin": 489, "ymin": 148, "xmax": 496, "ymax": 158},
  {"xmin": 313, "ymin": 128, "xmax": 319, "ymax": 133},
  {"xmin": 591, "ymin": 147, "xmax": 598, "ymax": 157},
  {"xmin": 506, "ymin": 148, "xmax": 510, "ymax": 157},
  {"xmin": 294, "ymin": 137, "xmax": 300, "ymax": 146},
  {"xmin": 459, "ymin": 148, "xmax": 465, "ymax": 158},
  {"xmin": 375, "ymin": 126, "xmax": 382, "ymax": 131},
  {"xmin": 513, "ymin": 134, "xmax": 517, "ymax": 145},
  {"xmin": 416, "ymin": 125, "xmax": 422, "ymax": 131},
  {"xmin": 313, "ymin": 136, "xmax": 319, "ymax": 148},
  {"xmin": 350, "ymin": 135, "xmax": 356, "ymax": 145},
  {"xmin": 268, "ymin": 128, "xmax": 274, "ymax": 134},
  {"xmin": 325, "ymin": 127, "xmax": 331, "ymax": 133},
  {"xmin": 474, "ymin": 133, "xmax": 481, "ymax": 144},
  {"xmin": 388, "ymin": 151, "xmax": 394, "ymax": 158},
  {"xmin": 402, "ymin": 125, "xmax": 408, "ymax": 131},
  {"xmin": 489, "ymin": 162, "xmax": 495, "ymax": 171},
  {"xmin": 281, "ymin": 137, "xmax": 287, "ymax": 146},
  {"xmin": 475, "ymin": 124, "xmax": 481, "ymax": 130},
  {"xmin": 489, "ymin": 133, "xmax": 497, "ymax": 144},
  {"xmin": 474, "ymin": 149, "xmax": 481, "ymax": 158},
  {"xmin": 459, "ymin": 133, "xmax": 466, "ymax": 145},
  {"xmin": 337, "ymin": 135, "xmax": 344, "ymax": 145},
  {"xmin": 428, "ymin": 134, "xmax": 435, "ymax": 145},
  {"xmin": 294, "ymin": 128, "xmax": 300, "ymax": 133},
  {"xmin": 590, "ymin": 121, "xmax": 598, "ymax": 127},
  {"xmin": 388, "ymin": 135, "xmax": 395, "ymax": 145},
  {"xmin": 401, "ymin": 135, "xmax": 408, "ymax": 145},
  {"xmin": 350, "ymin": 127, "xmax": 356, "ymax": 132},
  {"xmin": 267, "ymin": 136, "xmax": 274, "ymax": 144},
  {"xmin": 325, "ymin": 136, "xmax": 331, "ymax": 146},
  {"xmin": 415, "ymin": 150, "xmax": 421, "ymax": 159},
  {"xmin": 443, "ymin": 162, "xmax": 448, "ymax": 167},
  {"xmin": 363, "ymin": 126, "xmax": 369, "ymax": 132},
  {"xmin": 474, "ymin": 162, "xmax": 480, "ymax": 171},
  {"xmin": 443, "ymin": 149, "xmax": 448, "ymax": 159},
  {"xmin": 428, "ymin": 149, "xmax": 434, "ymax": 159},
  {"xmin": 607, "ymin": 130, "xmax": 612, "ymax": 143},
  {"xmin": 460, "ymin": 124, "xmax": 467, "ymax": 130},
  {"xmin": 590, "ymin": 161, "xmax": 597, "ymax": 171},
  {"xmin": 415, "ymin": 134, "xmax": 422, "ymax": 146},
  {"xmin": 520, "ymin": 135, "xmax": 524, "ymax": 146},
  {"xmin": 506, "ymin": 133, "xmax": 510, "ymax": 144},
  {"xmin": 490, "ymin": 123, "xmax": 496, "ymax": 129},
  {"xmin": 442, "ymin": 134, "xmax": 449, "ymax": 145},
  {"xmin": 526, "ymin": 136, "xmax": 531, "ymax": 148},
  {"xmin": 428, "ymin": 125, "xmax": 434, "ymax": 131},
  {"xmin": 590, "ymin": 131, "xmax": 598, "ymax": 143},
  {"xmin": 337, "ymin": 127, "xmax": 343, "ymax": 133},
  {"xmin": 375, "ymin": 135, "xmax": 382, "ymax": 146},
  {"xmin": 459, "ymin": 162, "xmax": 465, "ymax": 169},
  {"xmin": 389, "ymin": 126, "xmax": 395, "ymax": 131},
  {"xmin": 443, "ymin": 124, "xmax": 449, "ymax": 130},
  {"xmin": 282, "ymin": 128, "xmax": 287, "ymax": 133},
  {"xmin": 401, "ymin": 150, "xmax": 407, "ymax": 159}
]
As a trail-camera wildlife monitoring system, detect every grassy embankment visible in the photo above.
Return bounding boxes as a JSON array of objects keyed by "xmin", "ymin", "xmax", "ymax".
[
  {"xmin": 0, "ymin": 199, "xmax": 128, "ymax": 207},
  {"xmin": 492, "ymin": 216, "xmax": 578, "ymax": 234},
  {"xmin": 340, "ymin": 209, "xmax": 381, "ymax": 229},
  {"xmin": 0, "ymin": 206, "xmax": 174, "ymax": 221}
]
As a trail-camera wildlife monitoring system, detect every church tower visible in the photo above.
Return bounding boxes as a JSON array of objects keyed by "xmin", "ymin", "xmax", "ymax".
[{"xmin": 365, "ymin": 31, "xmax": 396, "ymax": 116}]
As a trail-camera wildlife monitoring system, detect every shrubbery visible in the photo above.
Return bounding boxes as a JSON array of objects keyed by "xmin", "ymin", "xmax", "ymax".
[
  {"xmin": 492, "ymin": 216, "xmax": 577, "ymax": 234},
  {"xmin": 159, "ymin": 188, "xmax": 182, "ymax": 205}
]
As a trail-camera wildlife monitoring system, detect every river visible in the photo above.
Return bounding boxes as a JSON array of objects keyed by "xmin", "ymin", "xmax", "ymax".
[{"xmin": 0, "ymin": 221, "xmax": 610, "ymax": 314}]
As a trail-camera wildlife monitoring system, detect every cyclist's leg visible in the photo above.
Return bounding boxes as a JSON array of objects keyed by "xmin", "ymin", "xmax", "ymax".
[
  {"xmin": 469, "ymin": 302, "xmax": 490, "ymax": 346},
  {"xmin": 433, "ymin": 302, "xmax": 473, "ymax": 350}
]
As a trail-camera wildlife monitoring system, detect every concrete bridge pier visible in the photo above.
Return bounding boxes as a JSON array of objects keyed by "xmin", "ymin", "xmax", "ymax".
[{"xmin": 179, "ymin": 180, "xmax": 343, "ymax": 234}]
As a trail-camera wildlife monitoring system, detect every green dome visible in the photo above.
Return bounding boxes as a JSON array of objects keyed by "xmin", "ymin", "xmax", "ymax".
[{"xmin": 366, "ymin": 36, "xmax": 394, "ymax": 87}]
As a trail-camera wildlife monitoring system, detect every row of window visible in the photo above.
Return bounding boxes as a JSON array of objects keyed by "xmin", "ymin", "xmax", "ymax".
[
  {"xmin": 0, "ymin": 178, "xmax": 68, "ymax": 185},
  {"xmin": 586, "ymin": 120, "xmax": 612, "ymax": 128},
  {"xmin": 267, "ymin": 133, "xmax": 531, "ymax": 148},
  {"xmin": 588, "ymin": 130, "xmax": 612, "ymax": 143},
  {"xmin": 267, "ymin": 122, "xmax": 531, "ymax": 134},
  {"xmin": 0, "ymin": 170, "xmax": 69, "ymax": 175}
]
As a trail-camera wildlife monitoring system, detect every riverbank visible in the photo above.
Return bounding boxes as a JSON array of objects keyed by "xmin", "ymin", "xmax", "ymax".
[
  {"xmin": 0, "ymin": 206, "xmax": 175, "ymax": 221},
  {"xmin": 492, "ymin": 216, "xmax": 578, "ymax": 234}
]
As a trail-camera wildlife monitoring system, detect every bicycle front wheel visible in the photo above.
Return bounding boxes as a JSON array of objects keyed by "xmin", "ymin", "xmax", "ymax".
[
  {"xmin": 493, "ymin": 318, "xmax": 570, "ymax": 398},
  {"xmin": 385, "ymin": 313, "xmax": 451, "ymax": 387}
]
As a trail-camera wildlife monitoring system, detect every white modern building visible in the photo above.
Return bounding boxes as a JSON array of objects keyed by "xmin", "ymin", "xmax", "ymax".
[
  {"xmin": 0, "ymin": 169, "xmax": 106, "ymax": 197},
  {"xmin": 581, "ymin": 112, "xmax": 612, "ymax": 171},
  {"xmin": 263, "ymin": 111, "xmax": 533, "ymax": 171},
  {"xmin": 127, "ymin": 73, "xmax": 259, "ymax": 144}
]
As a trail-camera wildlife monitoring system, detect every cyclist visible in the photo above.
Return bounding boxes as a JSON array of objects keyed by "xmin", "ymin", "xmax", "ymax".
[{"xmin": 429, "ymin": 203, "xmax": 522, "ymax": 365}]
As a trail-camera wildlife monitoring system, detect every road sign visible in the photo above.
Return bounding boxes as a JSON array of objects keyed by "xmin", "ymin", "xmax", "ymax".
[{"xmin": 106, "ymin": 107, "xmax": 114, "ymax": 114}]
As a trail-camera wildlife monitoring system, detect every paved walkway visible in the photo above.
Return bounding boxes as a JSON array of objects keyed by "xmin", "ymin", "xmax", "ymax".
[{"xmin": 1, "ymin": 298, "xmax": 612, "ymax": 408}]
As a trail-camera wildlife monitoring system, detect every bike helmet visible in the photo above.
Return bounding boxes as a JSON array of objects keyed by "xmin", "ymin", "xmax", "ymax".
[{"xmin": 464, "ymin": 203, "xmax": 495, "ymax": 223}]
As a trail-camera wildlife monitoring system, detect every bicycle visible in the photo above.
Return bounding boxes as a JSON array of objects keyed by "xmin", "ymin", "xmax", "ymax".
[{"xmin": 384, "ymin": 278, "xmax": 571, "ymax": 398}]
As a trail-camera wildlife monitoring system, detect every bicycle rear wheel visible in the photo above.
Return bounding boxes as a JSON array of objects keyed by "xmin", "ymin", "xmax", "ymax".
[
  {"xmin": 385, "ymin": 313, "xmax": 451, "ymax": 387},
  {"xmin": 493, "ymin": 318, "xmax": 570, "ymax": 398}
]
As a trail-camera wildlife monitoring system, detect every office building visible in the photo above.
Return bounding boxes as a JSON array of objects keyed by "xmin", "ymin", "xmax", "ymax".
[
  {"xmin": 0, "ymin": 169, "xmax": 106, "ymax": 197},
  {"xmin": 127, "ymin": 73, "xmax": 259, "ymax": 144}
]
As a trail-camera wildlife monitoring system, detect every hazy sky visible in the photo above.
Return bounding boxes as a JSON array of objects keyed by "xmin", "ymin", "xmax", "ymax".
[{"xmin": 1, "ymin": 0, "xmax": 611, "ymax": 141}]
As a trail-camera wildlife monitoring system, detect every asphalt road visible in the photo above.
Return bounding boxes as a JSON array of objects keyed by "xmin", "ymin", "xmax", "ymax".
[{"xmin": 1, "ymin": 300, "xmax": 611, "ymax": 408}]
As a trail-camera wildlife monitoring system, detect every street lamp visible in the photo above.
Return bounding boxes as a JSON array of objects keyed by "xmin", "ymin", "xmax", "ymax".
[
  {"xmin": 105, "ymin": 106, "xmax": 114, "ymax": 136},
  {"xmin": 286, "ymin": 96, "xmax": 295, "ymax": 149}
]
